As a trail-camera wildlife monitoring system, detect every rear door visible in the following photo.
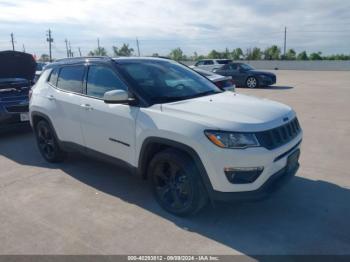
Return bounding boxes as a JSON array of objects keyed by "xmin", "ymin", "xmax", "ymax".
[
  {"xmin": 46, "ymin": 65, "xmax": 85, "ymax": 145},
  {"xmin": 79, "ymin": 64, "xmax": 138, "ymax": 165}
]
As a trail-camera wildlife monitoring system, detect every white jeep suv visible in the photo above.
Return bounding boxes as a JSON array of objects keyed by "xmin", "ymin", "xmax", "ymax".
[{"xmin": 29, "ymin": 57, "xmax": 302, "ymax": 216}]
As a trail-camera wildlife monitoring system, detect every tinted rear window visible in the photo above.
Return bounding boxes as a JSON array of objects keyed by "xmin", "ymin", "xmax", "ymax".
[
  {"xmin": 57, "ymin": 66, "xmax": 85, "ymax": 93},
  {"xmin": 217, "ymin": 60, "xmax": 231, "ymax": 64},
  {"xmin": 48, "ymin": 68, "xmax": 59, "ymax": 86}
]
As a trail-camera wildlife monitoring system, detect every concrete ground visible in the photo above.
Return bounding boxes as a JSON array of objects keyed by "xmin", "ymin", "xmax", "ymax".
[{"xmin": 0, "ymin": 70, "xmax": 350, "ymax": 255}]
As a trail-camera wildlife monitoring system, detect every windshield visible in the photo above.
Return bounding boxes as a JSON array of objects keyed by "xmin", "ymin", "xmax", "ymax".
[
  {"xmin": 240, "ymin": 63, "xmax": 255, "ymax": 71},
  {"xmin": 118, "ymin": 60, "xmax": 222, "ymax": 103}
]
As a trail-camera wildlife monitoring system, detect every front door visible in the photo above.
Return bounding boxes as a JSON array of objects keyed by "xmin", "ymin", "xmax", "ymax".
[{"xmin": 79, "ymin": 65, "xmax": 138, "ymax": 165}]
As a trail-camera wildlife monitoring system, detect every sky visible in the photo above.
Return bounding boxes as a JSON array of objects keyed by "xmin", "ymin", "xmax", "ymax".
[{"xmin": 0, "ymin": 0, "xmax": 349, "ymax": 58}]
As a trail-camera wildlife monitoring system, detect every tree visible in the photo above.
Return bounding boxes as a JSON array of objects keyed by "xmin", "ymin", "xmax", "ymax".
[
  {"xmin": 207, "ymin": 50, "xmax": 222, "ymax": 59},
  {"xmin": 88, "ymin": 47, "xmax": 107, "ymax": 56},
  {"xmin": 169, "ymin": 48, "xmax": 185, "ymax": 61},
  {"xmin": 231, "ymin": 48, "xmax": 243, "ymax": 60},
  {"xmin": 264, "ymin": 45, "xmax": 281, "ymax": 60},
  {"xmin": 39, "ymin": 54, "xmax": 50, "ymax": 62},
  {"xmin": 285, "ymin": 49, "xmax": 296, "ymax": 60},
  {"xmin": 113, "ymin": 43, "xmax": 134, "ymax": 57},
  {"xmin": 309, "ymin": 51, "xmax": 323, "ymax": 60},
  {"xmin": 297, "ymin": 51, "xmax": 308, "ymax": 60},
  {"xmin": 222, "ymin": 48, "xmax": 230, "ymax": 59},
  {"xmin": 246, "ymin": 47, "xmax": 262, "ymax": 60}
]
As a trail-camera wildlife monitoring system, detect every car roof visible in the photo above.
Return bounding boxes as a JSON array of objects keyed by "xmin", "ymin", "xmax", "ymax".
[{"xmin": 45, "ymin": 56, "xmax": 173, "ymax": 69}]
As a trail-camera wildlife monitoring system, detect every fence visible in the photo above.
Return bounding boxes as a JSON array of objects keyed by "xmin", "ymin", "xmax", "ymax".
[{"xmin": 181, "ymin": 60, "xmax": 350, "ymax": 71}]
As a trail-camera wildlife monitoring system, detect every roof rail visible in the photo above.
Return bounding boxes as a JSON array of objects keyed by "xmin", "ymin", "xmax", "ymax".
[{"xmin": 55, "ymin": 56, "xmax": 112, "ymax": 62}]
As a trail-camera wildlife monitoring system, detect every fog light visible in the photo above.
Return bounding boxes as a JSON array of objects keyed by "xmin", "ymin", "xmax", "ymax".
[{"xmin": 224, "ymin": 167, "xmax": 264, "ymax": 184}]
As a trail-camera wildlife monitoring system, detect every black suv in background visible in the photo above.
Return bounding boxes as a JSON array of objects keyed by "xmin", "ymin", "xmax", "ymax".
[{"xmin": 0, "ymin": 51, "xmax": 36, "ymax": 132}]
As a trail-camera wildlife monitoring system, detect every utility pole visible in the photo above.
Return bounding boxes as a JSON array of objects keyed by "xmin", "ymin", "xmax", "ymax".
[
  {"xmin": 46, "ymin": 29, "xmax": 53, "ymax": 62},
  {"xmin": 22, "ymin": 44, "xmax": 25, "ymax": 53},
  {"xmin": 64, "ymin": 39, "xmax": 69, "ymax": 57},
  {"xmin": 97, "ymin": 38, "xmax": 101, "ymax": 54},
  {"xmin": 136, "ymin": 37, "xmax": 140, "ymax": 57},
  {"xmin": 10, "ymin": 33, "xmax": 15, "ymax": 51},
  {"xmin": 68, "ymin": 41, "xmax": 73, "ymax": 57},
  {"xmin": 78, "ymin": 47, "xmax": 82, "ymax": 57},
  {"xmin": 283, "ymin": 26, "xmax": 287, "ymax": 59}
]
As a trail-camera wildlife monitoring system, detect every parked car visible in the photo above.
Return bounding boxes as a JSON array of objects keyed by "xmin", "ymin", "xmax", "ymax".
[
  {"xmin": 34, "ymin": 62, "xmax": 48, "ymax": 83},
  {"xmin": 0, "ymin": 50, "xmax": 36, "ymax": 132},
  {"xmin": 214, "ymin": 62, "xmax": 276, "ymax": 88},
  {"xmin": 192, "ymin": 67, "xmax": 235, "ymax": 91},
  {"xmin": 30, "ymin": 57, "xmax": 302, "ymax": 216},
  {"xmin": 191, "ymin": 59, "xmax": 232, "ymax": 72}
]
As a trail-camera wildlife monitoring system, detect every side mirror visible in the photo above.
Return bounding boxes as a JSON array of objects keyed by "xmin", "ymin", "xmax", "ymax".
[{"xmin": 103, "ymin": 90, "xmax": 131, "ymax": 104}]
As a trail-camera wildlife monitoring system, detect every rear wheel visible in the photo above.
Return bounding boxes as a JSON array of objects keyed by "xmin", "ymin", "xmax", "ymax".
[
  {"xmin": 35, "ymin": 120, "xmax": 65, "ymax": 163},
  {"xmin": 148, "ymin": 149, "xmax": 208, "ymax": 216},
  {"xmin": 246, "ymin": 76, "xmax": 258, "ymax": 88}
]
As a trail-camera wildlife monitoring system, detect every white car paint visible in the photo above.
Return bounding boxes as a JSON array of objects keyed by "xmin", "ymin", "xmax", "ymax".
[
  {"xmin": 30, "ymin": 60, "xmax": 302, "ymax": 195},
  {"xmin": 192, "ymin": 59, "xmax": 231, "ymax": 72}
]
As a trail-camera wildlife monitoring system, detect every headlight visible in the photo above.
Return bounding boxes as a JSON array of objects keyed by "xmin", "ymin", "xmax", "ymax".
[{"xmin": 204, "ymin": 130, "xmax": 259, "ymax": 149}]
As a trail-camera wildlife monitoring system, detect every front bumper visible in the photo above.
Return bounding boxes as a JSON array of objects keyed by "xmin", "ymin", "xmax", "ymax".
[
  {"xmin": 197, "ymin": 131, "xmax": 302, "ymax": 196},
  {"xmin": 259, "ymin": 76, "xmax": 276, "ymax": 86},
  {"xmin": 211, "ymin": 160, "xmax": 299, "ymax": 201}
]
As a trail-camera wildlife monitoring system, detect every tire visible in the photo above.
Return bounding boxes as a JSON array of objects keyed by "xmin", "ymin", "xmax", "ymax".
[
  {"xmin": 34, "ymin": 120, "xmax": 66, "ymax": 163},
  {"xmin": 148, "ymin": 148, "xmax": 208, "ymax": 216},
  {"xmin": 246, "ymin": 76, "xmax": 259, "ymax": 88}
]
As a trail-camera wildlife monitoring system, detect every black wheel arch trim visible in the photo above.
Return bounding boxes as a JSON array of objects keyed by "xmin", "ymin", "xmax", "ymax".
[
  {"xmin": 30, "ymin": 111, "xmax": 60, "ymax": 142},
  {"xmin": 138, "ymin": 137, "xmax": 215, "ymax": 200}
]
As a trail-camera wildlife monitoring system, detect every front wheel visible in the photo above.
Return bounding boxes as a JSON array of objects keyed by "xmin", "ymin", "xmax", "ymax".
[
  {"xmin": 246, "ymin": 76, "xmax": 259, "ymax": 88},
  {"xmin": 35, "ymin": 120, "xmax": 66, "ymax": 163},
  {"xmin": 148, "ymin": 149, "xmax": 208, "ymax": 216}
]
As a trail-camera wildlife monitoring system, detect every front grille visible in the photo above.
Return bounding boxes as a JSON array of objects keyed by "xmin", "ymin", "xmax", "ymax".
[
  {"xmin": 5, "ymin": 104, "xmax": 29, "ymax": 113},
  {"xmin": 256, "ymin": 118, "xmax": 301, "ymax": 150}
]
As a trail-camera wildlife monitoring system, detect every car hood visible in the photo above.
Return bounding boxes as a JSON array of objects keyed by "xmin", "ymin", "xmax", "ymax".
[
  {"xmin": 0, "ymin": 51, "xmax": 36, "ymax": 81},
  {"xmin": 161, "ymin": 92, "xmax": 294, "ymax": 132}
]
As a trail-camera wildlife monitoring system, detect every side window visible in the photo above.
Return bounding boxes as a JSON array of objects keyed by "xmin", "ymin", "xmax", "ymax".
[
  {"xmin": 48, "ymin": 68, "xmax": 59, "ymax": 86},
  {"xmin": 204, "ymin": 60, "xmax": 214, "ymax": 65},
  {"xmin": 229, "ymin": 64, "xmax": 238, "ymax": 70},
  {"xmin": 196, "ymin": 61, "xmax": 204, "ymax": 66},
  {"xmin": 57, "ymin": 66, "xmax": 85, "ymax": 93},
  {"xmin": 87, "ymin": 65, "xmax": 128, "ymax": 99}
]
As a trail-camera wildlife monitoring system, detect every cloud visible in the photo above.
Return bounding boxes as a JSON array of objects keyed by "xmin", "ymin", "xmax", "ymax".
[{"xmin": 0, "ymin": 0, "xmax": 349, "ymax": 57}]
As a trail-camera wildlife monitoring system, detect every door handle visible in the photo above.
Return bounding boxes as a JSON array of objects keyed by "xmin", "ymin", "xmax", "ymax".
[
  {"xmin": 80, "ymin": 104, "xmax": 94, "ymax": 111},
  {"xmin": 46, "ymin": 95, "xmax": 56, "ymax": 101}
]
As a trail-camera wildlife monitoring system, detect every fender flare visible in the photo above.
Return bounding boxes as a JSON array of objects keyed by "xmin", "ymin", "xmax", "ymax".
[{"xmin": 138, "ymin": 137, "xmax": 215, "ymax": 198}]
